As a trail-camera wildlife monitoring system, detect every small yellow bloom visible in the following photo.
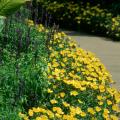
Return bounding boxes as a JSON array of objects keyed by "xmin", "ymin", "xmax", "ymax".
[
  {"xmin": 62, "ymin": 101, "xmax": 70, "ymax": 107},
  {"xmin": 25, "ymin": 19, "xmax": 34, "ymax": 26},
  {"xmin": 97, "ymin": 95, "xmax": 102, "ymax": 100},
  {"xmin": 50, "ymin": 99, "xmax": 58, "ymax": 104},
  {"xmin": 47, "ymin": 110, "xmax": 54, "ymax": 118},
  {"xmin": 87, "ymin": 108, "xmax": 95, "ymax": 115},
  {"xmin": 55, "ymin": 113, "xmax": 62, "ymax": 118},
  {"xmin": 95, "ymin": 106, "xmax": 101, "ymax": 112},
  {"xmin": 103, "ymin": 112, "xmax": 109, "ymax": 119},
  {"xmin": 36, "ymin": 115, "xmax": 48, "ymax": 120},
  {"xmin": 110, "ymin": 115, "xmax": 119, "ymax": 120},
  {"xmin": 98, "ymin": 101, "xmax": 103, "ymax": 106},
  {"xmin": 107, "ymin": 100, "xmax": 112, "ymax": 105},
  {"xmin": 53, "ymin": 107, "xmax": 64, "ymax": 115},
  {"xmin": 99, "ymin": 85, "xmax": 105, "ymax": 92},
  {"xmin": 104, "ymin": 109, "xmax": 109, "ymax": 114},
  {"xmin": 60, "ymin": 92, "xmax": 65, "ymax": 98},
  {"xmin": 47, "ymin": 89, "xmax": 53, "ymax": 93},
  {"xmin": 112, "ymin": 104, "xmax": 119, "ymax": 112},
  {"xmin": 80, "ymin": 112, "xmax": 86, "ymax": 117},
  {"xmin": 28, "ymin": 109, "xmax": 33, "ymax": 116},
  {"xmin": 70, "ymin": 91, "xmax": 78, "ymax": 96}
]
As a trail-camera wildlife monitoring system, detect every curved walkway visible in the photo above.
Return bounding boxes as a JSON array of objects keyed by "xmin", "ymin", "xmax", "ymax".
[{"xmin": 64, "ymin": 30, "xmax": 120, "ymax": 90}]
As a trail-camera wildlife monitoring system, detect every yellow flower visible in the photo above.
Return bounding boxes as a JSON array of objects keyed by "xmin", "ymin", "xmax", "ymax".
[
  {"xmin": 97, "ymin": 96, "xmax": 102, "ymax": 100},
  {"xmin": 47, "ymin": 89, "xmax": 53, "ymax": 93},
  {"xmin": 50, "ymin": 99, "xmax": 58, "ymax": 104},
  {"xmin": 53, "ymin": 107, "xmax": 64, "ymax": 115},
  {"xmin": 99, "ymin": 85, "xmax": 105, "ymax": 92},
  {"xmin": 63, "ymin": 115, "xmax": 77, "ymax": 120},
  {"xmin": 103, "ymin": 112, "xmax": 109, "ymax": 119},
  {"xmin": 104, "ymin": 109, "xmax": 109, "ymax": 114},
  {"xmin": 55, "ymin": 113, "xmax": 62, "ymax": 118},
  {"xmin": 112, "ymin": 104, "xmax": 119, "ymax": 112},
  {"xmin": 80, "ymin": 112, "xmax": 86, "ymax": 117},
  {"xmin": 32, "ymin": 107, "xmax": 40, "ymax": 113},
  {"xmin": 25, "ymin": 19, "xmax": 34, "ymax": 26},
  {"xmin": 114, "ymin": 92, "xmax": 120, "ymax": 103},
  {"xmin": 98, "ymin": 101, "xmax": 103, "ymax": 106},
  {"xmin": 28, "ymin": 109, "xmax": 33, "ymax": 116},
  {"xmin": 52, "ymin": 62, "xmax": 59, "ymax": 67},
  {"xmin": 90, "ymin": 83, "xmax": 98, "ymax": 90},
  {"xmin": 61, "ymin": 62, "xmax": 65, "ymax": 67},
  {"xmin": 46, "ymin": 110, "xmax": 54, "ymax": 118},
  {"xmin": 60, "ymin": 92, "xmax": 65, "ymax": 98},
  {"xmin": 59, "ymin": 44, "xmax": 64, "ymax": 48},
  {"xmin": 107, "ymin": 100, "xmax": 112, "ymax": 105},
  {"xmin": 62, "ymin": 101, "xmax": 70, "ymax": 107},
  {"xmin": 36, "ymin": 115, "xmax": 48, "ymax": 120},
  {"xmin": 36, "ymin": 117, "xmax": 41, "ymax": 120},
  {"xmin": 110, "ymin": 115, "xmax": 119, "ymax": 120},
  {"xmin": 95, "ymin": 106, "xmax": 101, "ymax": 112},
  {"xmin": 87, "ymin": 108, "xmax": 95, "ymax": 115},
  {"xmin": 75, "ymin": 107, "xmax": 82, "ymax": 114},
  {"xmin": 70, "ymin": 91, "xmax": 78, "ymax": 96}
]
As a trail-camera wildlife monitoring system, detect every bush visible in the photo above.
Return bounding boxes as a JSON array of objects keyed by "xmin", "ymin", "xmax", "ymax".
[
  {"xmin": 38, "ymin": 1, "xmax": 120, "ymax": 41},
  {"xmin": 75, "ymin": 3, "xmax": 120, "ymax": 40}
]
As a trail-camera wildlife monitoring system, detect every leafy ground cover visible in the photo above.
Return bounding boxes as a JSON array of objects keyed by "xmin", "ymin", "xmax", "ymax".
[{"xmin": 19, "ymin": 22, "xmax": 120, "ymax": 120}]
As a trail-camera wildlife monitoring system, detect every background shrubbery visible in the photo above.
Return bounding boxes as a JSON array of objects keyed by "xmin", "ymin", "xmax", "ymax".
[{"xmin": 37, "ymin": 0, "xmax": 120, "ymax": 41}]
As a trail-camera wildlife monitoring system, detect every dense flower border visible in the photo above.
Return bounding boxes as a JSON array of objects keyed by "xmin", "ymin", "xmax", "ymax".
[{"xmin": 19, "ymin": 22, "xmax": 120, "ymax": 120}]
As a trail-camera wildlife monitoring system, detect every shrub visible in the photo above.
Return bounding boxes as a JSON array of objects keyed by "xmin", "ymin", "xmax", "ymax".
[
  {"xmin": 75, "ymin": 3, "xmax": 120, "ymax": 40},
  {"xmin": 38, "ymin": 1, "xmax": 120, "ymax": 41}
]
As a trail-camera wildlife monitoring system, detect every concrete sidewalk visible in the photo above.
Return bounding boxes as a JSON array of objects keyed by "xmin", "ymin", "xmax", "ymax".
[{"xmin": 65, "ymin": 30, "xmax": 120, "ymax": 90}]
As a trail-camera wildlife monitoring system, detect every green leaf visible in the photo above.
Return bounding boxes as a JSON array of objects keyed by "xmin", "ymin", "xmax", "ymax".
[
  {"xmin": 0, "ymin": 0, "xmax": 30, "ymax": 16},
  {"xmin": 0, "ymin": 15, "xmax": 6, "ymax": 32}
]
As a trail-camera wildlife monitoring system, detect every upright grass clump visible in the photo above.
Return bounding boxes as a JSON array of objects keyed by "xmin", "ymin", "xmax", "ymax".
[{"xmin": 0, "ymin": 10, "xmax": 48, "ymax": 118}]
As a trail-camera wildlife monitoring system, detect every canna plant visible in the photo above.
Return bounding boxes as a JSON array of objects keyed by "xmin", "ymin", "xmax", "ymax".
[{"xmin": 0, "ymin": 0, "xmax": 30, "ymax": 32}]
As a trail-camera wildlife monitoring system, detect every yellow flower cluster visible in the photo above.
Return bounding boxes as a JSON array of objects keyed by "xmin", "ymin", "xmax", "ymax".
[
  {"xmin": 25, "ymin": 19, "xmax": 49, "ymax": 33},
  {"xmin": 111, "ymin": 16, "xmax": 120, "ymax": 37},
  {"xmin": 40, "ymin": 1, "xmax": 120, "ymax": 40},
  {"xmin": 74, "ymin": 3, "xmax": 120, "ymax": 39},
  {"xmin": 19, "ymin": 23, "xmax": 120, "ymax": 119}
]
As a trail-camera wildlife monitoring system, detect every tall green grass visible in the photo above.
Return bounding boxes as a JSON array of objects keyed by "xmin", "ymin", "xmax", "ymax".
[{"xmin": 0, "ymin": 7, "xmax": 48, "ymax": 119}]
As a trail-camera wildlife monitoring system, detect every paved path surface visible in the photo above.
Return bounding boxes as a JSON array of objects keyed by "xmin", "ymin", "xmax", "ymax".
[{"xmin": 64, "ymin": 30, "xmax": 120, "ymax": 90}]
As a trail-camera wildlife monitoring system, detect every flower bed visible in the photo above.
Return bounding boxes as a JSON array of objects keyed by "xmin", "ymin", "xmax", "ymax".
[{"xmin": 19, "ymin": 24, "xmax": 120, "ymax": 120}]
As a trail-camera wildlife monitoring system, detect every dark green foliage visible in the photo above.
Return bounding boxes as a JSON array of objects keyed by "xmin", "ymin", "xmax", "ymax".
[{"xmin": 0, "ymin": 0, "xmax": 30, "ymax": 16}]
